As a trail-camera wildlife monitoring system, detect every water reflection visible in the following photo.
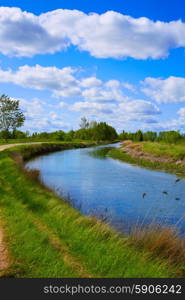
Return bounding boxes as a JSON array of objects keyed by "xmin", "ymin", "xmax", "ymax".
[{"xmin": 25, "ymin": 143, "xmax": 185, "ymax": 234}]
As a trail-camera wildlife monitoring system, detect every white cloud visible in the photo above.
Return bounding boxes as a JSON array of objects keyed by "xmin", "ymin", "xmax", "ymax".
[
  {"xmin": 11, "ymin": 94, "xmax": 161, "ymax": 132},
  {"xmin": 178, "ymin": 107, "xmax": 185, "ymax": 119},
  {"xmin": 0, "ymin": 64, "xmax": 77, "ymax": 91},
  {"xmin": 141, "ymin": 76, "xmax": 185, "ymax": 103},
  {"xmin": 67, "ymin": 99, "xmax": 160, "ymax": 125},
  {"xmin": 19, "ymin": 97, "xmax": 69, "ymax": 132},
  {"xmin": 0, "ymin": 64, "xmax": 130, "ymax": 101},
  {"xmin": 118, "ymin": 100, "xmax": 160, "ymax": 116},
  {"xmin": 80, "ymin": 77, "xmax": 102, "ymax": 88},
  {"xmin": 117, "ymin": 100, "xmax": 160, "ymax": 125},
  {"xmin": 81, "ymin": 85, "xmax": 126, "ymax": 102},
  {"xmin": 0, "ymin": 7, "xmax": 69, "ymax": 57},
  {"xmin": 5, "ymin": 67, "xmax": 161, "ymax": 131},
  {"xmin": 1, "ymin": 7, "xmax": 185, "ymax": 59},
  {"xmin": 122, "ymin": 82, "xmax": 137, "ymax": 93},
  {"xmin": 58, "ymin": 101, "xmax": 68, "ymax": 108},
  {"xmin": 70, "ymin": 101, "xmax": 116, "ymax": 115}
]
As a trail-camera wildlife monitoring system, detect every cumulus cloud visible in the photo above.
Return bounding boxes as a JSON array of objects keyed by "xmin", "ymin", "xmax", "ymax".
[
  {"xmin": 0, "ymin": 64, "xmax": 130, "ymax": 101},
  {"xmin": 0, "ymin": 7, "xmax": 69, "ymax": 57},
  {"xmin": 1, "ymin": 7, "xmax": 185, "ymax": 59},
  {"xmin": 141, "ymin": 76, "xmax": 185, "ymax": 103},
  {"xmin": 0, "ymin": 63, "xmax": 161, "ymax": 130},
  {"xmin": 178, "ymin": 107, "xmax": 185, "ymax": 119},
  {"xmin": 0, "ymin": 64, "xmax": 78, "ymax": 93},
  {"xmin": 118, "ymin": 100, "xmax": 160, "ymax": 115},
  {"xmin": 12, "ymin": 93, "xmax": 161, "ymax": 132},
  {"xmin": 67, "ymin": 99, "xmax": 160, "ymax": 124},
  {"xmin": 70, "ymin": 101, "xmax": 117, "ymax": 115},
  {"xmin": 19, "ymin": 97, "xmax": 69, "ymax": 132},
  {"xmin": 117, "ymin": 100, "xmax": 160, "ymax": 124}
]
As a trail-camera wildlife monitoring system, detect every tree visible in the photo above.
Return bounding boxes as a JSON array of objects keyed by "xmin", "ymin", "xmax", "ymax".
[
  {"xmin": 93, "ymin": 122, "xmax": 118, "ymax": 141},
  {"xmin": 157, "ymin": 131, "xmax": 181, "ymax": 143},
  {"xmin": 119, "ymin": 130, "xmax": 128, "ymax": 140},
  {"xmin": 134, "ymin": 130, "xmax": 143, "ymax": 141},
  {"xmin": 143, "ymin": 131, "xmax": 157, "ymax": 142},
  {"xmin": 12, "ymin": 129, "xmax": 29, "ymax": 139},
  {"xmin": 79, "ymin": 116, "xmax": 89, "ymax": 129},
  {"xmin": 0, "ymin": 94, "xmax": 25, "ymax": 139},
  {"xmin": 64, "ymin": 130, "xmax": 75, "ymax": 141}
]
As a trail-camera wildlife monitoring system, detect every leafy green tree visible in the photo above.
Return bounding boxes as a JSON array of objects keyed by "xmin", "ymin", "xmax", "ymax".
[
  {"xmin": 12, "ymin": 129, "xmax": 29, "ymax": 139},
  {"xmin": 0, "ymin": 94, "xmax": 25, "ymax": 139},
  {"xmin": 143, "ymin": 131, "xmax": 157, "ymax": 142},
  {"xmin": 119, "ymin": 130, "xmax": 128, "ymax": 140},
  {"xmin": 134, "ymin": 130, "xmax": 143, "ymax": 141},
  {"xmin": 54, "ymin": 130, "xmax": 66, "ymax": 141},
  {"xmin": 157, "ymin": 131, "xmax": 181, "ymax": 143},
  {"xmin": 64, "ymin": 130, "xmax": 75, "ymax": 141},
  {"xmin": 93, "ymin": 122, "xmax": 118, "ymax": 141}
]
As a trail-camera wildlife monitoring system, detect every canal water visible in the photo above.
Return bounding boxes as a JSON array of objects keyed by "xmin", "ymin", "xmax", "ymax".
[{"xmin": 25, "ymin": 143, "xmax": 185, "ymax": 234}]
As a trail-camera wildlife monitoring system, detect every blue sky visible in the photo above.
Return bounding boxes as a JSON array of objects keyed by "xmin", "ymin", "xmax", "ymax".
[{"xmin": 0, "ymin": 0, "xmax": 185, "ymax": 132}]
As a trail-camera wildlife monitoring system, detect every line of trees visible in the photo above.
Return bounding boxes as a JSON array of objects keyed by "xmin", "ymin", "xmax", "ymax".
[
  {"xmin": 29, "ymin": 119, "xmax": 118, "ymax": 142},
  {"xmin": 119, "ymin": 130, "xmax": 183, "ymax": 143}
]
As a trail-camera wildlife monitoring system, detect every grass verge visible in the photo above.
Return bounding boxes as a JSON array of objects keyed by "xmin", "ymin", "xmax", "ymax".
[{"xmin": 109, "ymin": 147, "xmax": 185, "ymax": 177}]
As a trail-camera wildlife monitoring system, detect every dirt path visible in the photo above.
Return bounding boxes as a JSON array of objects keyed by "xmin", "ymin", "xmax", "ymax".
[
  {"xmin": 0, "ymin": 213, "xmax": 11, "ymax": 276},
  {"xmin": 0, "ymin": 142, "xmax": 48, "ymax": 276},
  {"xmin": 0, "ymin": 142, "xmax": 48, "ymax": 152}
]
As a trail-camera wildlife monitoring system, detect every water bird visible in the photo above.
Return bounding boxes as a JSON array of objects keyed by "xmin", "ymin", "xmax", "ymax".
[
  {"xmin": 175, "ymin": 197, "xmax": 180, "ymax": 201},
  {"xmin": 175, "ymin": 178, "xmax": 181, "ymax": 183},
  {"xmin": 142, "ymin": 193, "xmax": 147, "ymax": 199},
  {"xmin": 162, "ymin": 191, "xmax": 168, "ymax": 195}
]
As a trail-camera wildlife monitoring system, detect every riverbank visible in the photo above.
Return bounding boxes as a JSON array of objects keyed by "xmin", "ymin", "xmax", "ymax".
[
  {"xmin": 109, "ymin": 140, "xmax": 185, "ymax": 177},
  {"xmin": 0, "ymin": 142, "xmax": 183, "ymax": 277}
]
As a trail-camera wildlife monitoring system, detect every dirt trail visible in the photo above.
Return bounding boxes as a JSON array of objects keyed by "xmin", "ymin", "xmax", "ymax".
[
  {"xmin": 0, "ymin": 142, "xmax": 48, "ymax": 152},
  {"xmin": 0, "ymin": 142, "xmax": 48, "ymax": 276},
  {"xmin": 0, "ymin": 213, "xmax": 11, "ymax": 276},
  {"xmin": 29, "ymin": 213, "xmax": 93, "ymax": 278}
]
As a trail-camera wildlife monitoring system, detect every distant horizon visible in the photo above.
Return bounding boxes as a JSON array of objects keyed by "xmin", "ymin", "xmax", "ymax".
[{"xmin": 0, "ymin": 0, "xmax": 185, "ymax": 134}]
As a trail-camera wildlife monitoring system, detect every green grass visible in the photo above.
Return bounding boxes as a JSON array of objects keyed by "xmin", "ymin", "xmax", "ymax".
[
  {"xmin": 0, "ymin": 143, "xmax": 180, "ymax": 277},
  {"xmin": 0, "ymin": 138, "xmax": 98, "ymax": 145},
  {"xmin": 88, "ymin": 147, "xmax": 114, "ymax": 159},
  {"xmin": 142, "ymin": 142, "xmax": 185, "ymax": 160},
  {"xmin": 0, "ymin": 138, "xmax": 46, "ymax": 145},
  {"xmin": 109, "ymin": 146, "xmax": 185, "ymax": 177}
]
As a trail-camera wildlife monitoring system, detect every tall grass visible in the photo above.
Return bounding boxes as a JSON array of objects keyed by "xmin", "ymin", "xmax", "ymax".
[
  {"xmin": 129, "ymin": 225, "xmax": 185, "ymax": 274},
  {"xmin": 88, "ymin": 147, "xmax": 114, "ymax": 158}
]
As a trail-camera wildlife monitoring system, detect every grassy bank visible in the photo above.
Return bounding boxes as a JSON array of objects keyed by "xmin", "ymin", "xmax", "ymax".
[
  {"xmin": 0, "ymin": 138, "xmax": 98, "ymax": 145},
  {"xmin": 109, "ymin": 142, "xmax": 185, "ymax": 177},
  {"xmin": 0, "ymin": 143, "xmax": 182, "ymax": 277},
  {"xmin": 142, "ymin": 142, "xmax": 185, "ymax": 160}
]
